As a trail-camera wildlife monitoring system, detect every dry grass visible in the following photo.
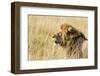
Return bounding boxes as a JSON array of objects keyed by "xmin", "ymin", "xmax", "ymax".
[{"xmin": 28, "ymin": 15, "xmax": 88, "ymax": 60}]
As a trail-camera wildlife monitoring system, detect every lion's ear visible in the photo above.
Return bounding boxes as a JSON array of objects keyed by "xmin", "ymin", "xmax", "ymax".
[{"xmin": 68, "ymin": 26, "xmax": 72, "ymax": 32}]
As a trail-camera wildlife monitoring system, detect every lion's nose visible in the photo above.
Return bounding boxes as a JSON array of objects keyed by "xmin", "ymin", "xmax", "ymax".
[
  {"xmin": 55, "ymin": 40, "xmax": 60, "ymax": 44},
  {"xmin": 55, "ymin": 40, "xmax": 58, "ymax": 44}
]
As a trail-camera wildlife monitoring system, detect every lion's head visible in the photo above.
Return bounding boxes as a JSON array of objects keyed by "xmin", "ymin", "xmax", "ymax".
[{"xmin": 52, "ymin": 23, "xmax": 87, "ymax": 47}]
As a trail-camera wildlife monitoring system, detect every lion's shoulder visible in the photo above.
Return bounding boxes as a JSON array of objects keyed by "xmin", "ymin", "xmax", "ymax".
[{"xmin": 82, "ymin": 40, "xmax": 88, "ymax": 58}]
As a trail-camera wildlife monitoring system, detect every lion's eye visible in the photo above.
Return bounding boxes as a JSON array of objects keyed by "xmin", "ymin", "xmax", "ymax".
[{"xmin": 58, "ymin": 32, "xmax": 62, "ymax": 36}]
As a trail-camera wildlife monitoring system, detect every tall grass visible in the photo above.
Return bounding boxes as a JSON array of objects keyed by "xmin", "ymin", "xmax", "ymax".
[{"xmin": 28, "ymin": 15, "xmax": 88, "ymax": 60}]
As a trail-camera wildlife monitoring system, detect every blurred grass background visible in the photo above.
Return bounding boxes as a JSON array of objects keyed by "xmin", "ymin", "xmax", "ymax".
[{"xmin": 28, "ymin": 15, "xmax": 88, "ymax": 60}]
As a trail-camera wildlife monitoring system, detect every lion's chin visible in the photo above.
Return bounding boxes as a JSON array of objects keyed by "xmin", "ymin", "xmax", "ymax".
[
  {"xmin": 53, "ymin": 42, "xmax": 61, "ymax": 47},
  {"xmin": 53, "ymin": 43, "xmax": 58, "ymax": 46}
]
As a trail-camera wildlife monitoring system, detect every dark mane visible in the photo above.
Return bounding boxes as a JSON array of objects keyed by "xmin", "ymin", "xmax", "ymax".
[{"xmin": 52, "ymin": 24, "xmax": 88, "ymax": 58}]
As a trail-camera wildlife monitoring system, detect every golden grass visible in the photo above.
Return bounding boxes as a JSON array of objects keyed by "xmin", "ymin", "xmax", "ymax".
[{"xmin": 28, "ymin": 15, "xmax": 88, "ymax": 60}]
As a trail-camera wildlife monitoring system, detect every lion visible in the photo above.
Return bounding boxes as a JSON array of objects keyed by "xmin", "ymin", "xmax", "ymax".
[{"xmin": 52, "ymin": 23, "xmax": 88, "ymax": 59}]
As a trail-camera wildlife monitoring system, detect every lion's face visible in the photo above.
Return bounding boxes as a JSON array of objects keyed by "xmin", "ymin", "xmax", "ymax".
[
  {"xmin": 52, "ymin": 32, "xmax": 62, "ymax": 44},
  {"xmin": 52, "ymin": 24, "xmax": 74, "ymax": 46}
]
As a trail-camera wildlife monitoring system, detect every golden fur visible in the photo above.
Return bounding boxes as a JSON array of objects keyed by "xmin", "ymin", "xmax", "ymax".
[{"xmin": 52, "ymin": 24, "xmax": 88, "ymax": 58}]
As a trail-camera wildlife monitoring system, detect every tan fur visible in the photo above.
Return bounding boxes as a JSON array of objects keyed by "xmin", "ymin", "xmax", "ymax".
[
  {"xmin": 82, "ymin": 40, "xmax": 88, "ymax": 58},
  {"xmin": 53, "ymin": 24, "xmax": 88, "ymax": 59}
]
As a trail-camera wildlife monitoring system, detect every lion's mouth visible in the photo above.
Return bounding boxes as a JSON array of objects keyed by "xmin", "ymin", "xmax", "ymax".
[
  {"xmin": 55, "ymin": 40, "xmax": 60, "ymax": 44},
  {"xmin": 52, "ymin": 38, "xmax": 61, "ymax": 45}
]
